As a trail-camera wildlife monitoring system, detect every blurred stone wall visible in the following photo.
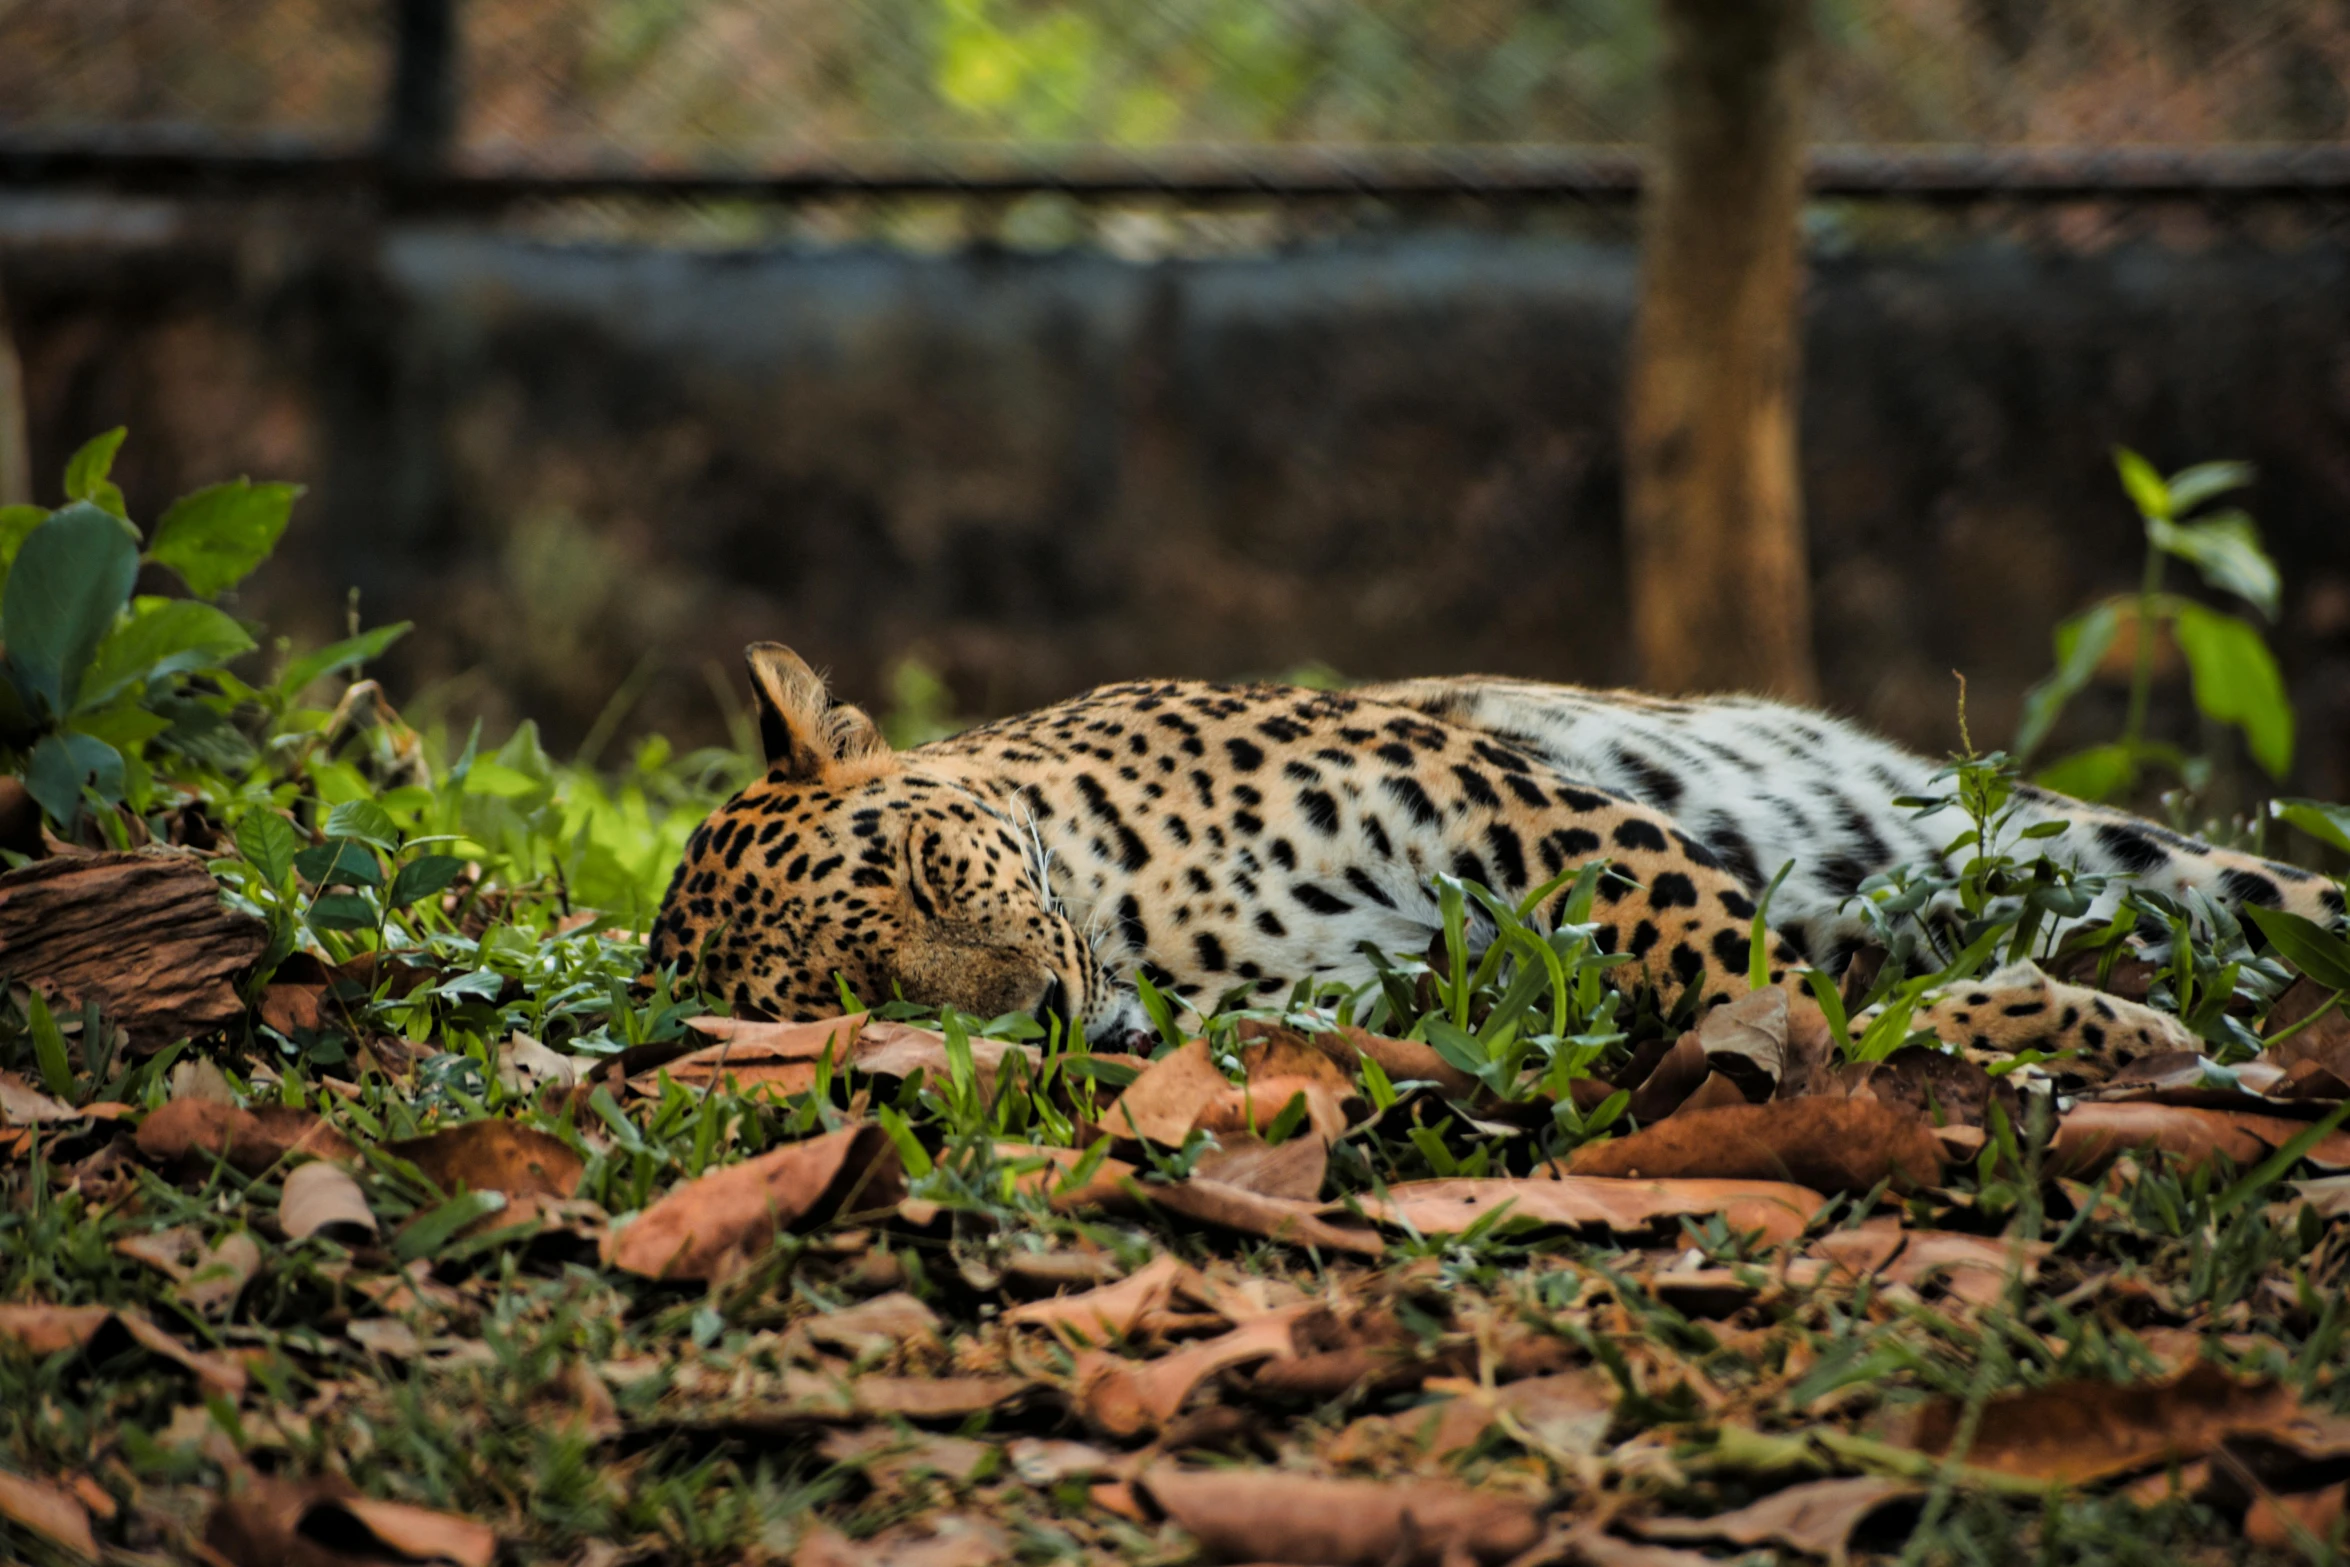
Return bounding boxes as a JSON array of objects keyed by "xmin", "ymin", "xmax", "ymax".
[{"xmin": 5, "ymin": 199, "xmax": 2349, "ymax": 805}]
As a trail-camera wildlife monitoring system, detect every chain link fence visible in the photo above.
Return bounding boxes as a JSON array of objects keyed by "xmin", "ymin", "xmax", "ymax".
[
  {"xmin": 2, "ymin": 0, "xmax": 2349, "ymax": 796},
  {"xmin": 4, "ymin": 0, "xmax": 2348, "ymax": 154}
]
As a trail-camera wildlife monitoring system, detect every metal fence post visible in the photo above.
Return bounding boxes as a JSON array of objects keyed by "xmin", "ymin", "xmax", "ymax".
[{"xmin": 383, "ymin": 0, "xmax": 457, "ymax": 173}]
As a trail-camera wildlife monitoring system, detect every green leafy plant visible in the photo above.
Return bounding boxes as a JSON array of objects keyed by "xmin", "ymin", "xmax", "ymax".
[
  {"xmin": 2015, "ymin": 449, "xmax": 2290, "ymax": 804},
  {"xmin": 0, "ymin": 430, "xmax": 310, "ymax": 835}
]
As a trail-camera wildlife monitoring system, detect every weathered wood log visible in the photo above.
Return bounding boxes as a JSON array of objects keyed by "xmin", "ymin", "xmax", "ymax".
[{"xmin": 0, "ymin": 850, "xmax": 267, "ymax": 1048}]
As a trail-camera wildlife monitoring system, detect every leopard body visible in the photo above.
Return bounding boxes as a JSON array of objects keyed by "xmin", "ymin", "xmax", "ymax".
[{"xmin": 650, "ymin": 647, "xmax": 2340, "ymax": 1060}]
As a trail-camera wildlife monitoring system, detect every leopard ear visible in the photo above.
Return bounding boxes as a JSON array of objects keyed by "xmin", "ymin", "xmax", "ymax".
[
  {"xmin": 746, "ymin": 644, "xmax": 827, "ymax": 778},
  {"xmin": 824, "ymin": 702, "xmax": 890, "ymax": 768},
  {"xmin": 738, "ymin": 643, "xmax": 839, "ymax": 780}
]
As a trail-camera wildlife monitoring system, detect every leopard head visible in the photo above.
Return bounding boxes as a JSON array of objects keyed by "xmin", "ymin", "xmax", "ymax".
[{"xmin": 650, "ymin": 644, "xmax": 1128, "ymax": 1039}]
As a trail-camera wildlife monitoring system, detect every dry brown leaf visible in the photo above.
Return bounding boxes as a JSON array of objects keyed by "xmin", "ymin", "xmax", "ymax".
[
  {"xmin": 1893, "ymin": 1362, "xmax": 2301, "ymax": 1486},
  {"xmin": 1008, "ymin": 1436, "xmax": 1119, "ymax": 1484},
  {"xmin": 1836, "ymin": 1044, "xmax": 2015, "ymax": 1130},
  {"xmin": 1148, "ymin": 1176, "xmax": 1386, "ymax": 1255},
  {"xmin": 640, "ymin": 1013, "xmax": 869, "ymax": 1095},
  {"xmin": 1191, "ymin": 1133, "xmax": 1327, "ymax": 1201},
  {"xmin": 338, "ymin": 1498, "xmax": 499, "ymax": 1567},
  {"xmin": 0, "ymin": 1467, "xmax": 99, "ymax": 1560},
  {"xmin": 1076, "ymin": 1303, "xmax": 1323, "ymax": 1438},
  {"xmin": 1807, "ymin": 1216, "xmax": 1909, "ymax": 1283},
  {"xmin": 2266, "ymin": 976, "xmax": 2350, "ymax": 1048},
  {"xmin": 1100, "ymin": 1040, "xmax": 1230, "ymax": 1147},
  {"xmin": 393, "ymin": 1120, "xmax": 584, "ymax": 1201},
  {"xmin": 2246, "ymin": 1482, "xmax": 2347, "ymax": 1551},
  {"xmin": 651, "ymin": 1015, "xmax": 1043, "ymax": 1102},
  {"xmin": 1694, "ymin": 985, "xmax": 1789, "ymax": 1096},
  {"xmin": 802, "ymin": 1291, "xmax": 942, "ymax": 1361},
  {"xmin": 1568, "ymin": 1099, "xmax": 1943, "ymax": 1195},
  {"xmin": 793, "ymin": 1515, "xmax": 1011, "ymax": 1567},
  {"xmin": 1358, "ymin": 1175, "xmax": 1826, "ymax": 1248},
  {"xmin": 280, "ymin": 1160, "xmax": 377, "ymax": 1242},
  {"xmin": 997, "ymin": 1141, "xmax": 1142, "ymax": 1210},
  {"xmin": 204, "ymin": 1474, "xmax": 496, "ymax": 1567},
  {"xmin": 183, "ymin": 1234, "xmax": 263, "ymax": 1316},
  {"xmin": 1777, "ymin": 995, "xmax": 1843, "ymax": 1100},
  {"xmin": 1887, "ymin": 1230, "xmax": 2047, "ymax": 1308},
  {"xmin": 1419, "ymin": 1368, "xmax": 1619, "ymax": 1460},
  {"xmin": 1135, "ymin": 1465, "xmax": 1543, "ymax": 1566},
  {"xmin": 853, "ymin": 1020, "xmax": 1040, "ymax": 1099},
  {"xmin": 346, "ymin": 1318, "xmax": 424, "ymax": 1357},
  {"xmin": 116, "ymin": 1227, "xmax": 264, "ymax": 1317},
  {"xmin": 1234, "ymin": 1033, "xmax": 1368, "ymax": 1128},
  {"xmin": 1192, "ymin": 1077, "xmax": 1359, "ymax": 1145},
  {"xmin": 605, "ymin": 1124, "xmax": 902, "ymax": 1281},
  {"xmin": 258, "ymin": 979, "xmax": 326, "ymax": 1035},
  {"xmin": 1625, "ymin": 1031, "xmax": 1710, "ymax": 1123},
  {"xmin": 1266, "ymin": 1021, "xmax": 1481, "ymax": 1101},
  {"xmin": 752, "ymin": 1373, "xmax": 1031, "ymax": 1422},
  {"xmin": 495, "ymin": 1031, "xmax": 584, "ymax": 1093},
  {"xmin": 2050, "ymin": 1102, "xmax": 2350, "ymax": 1177},
  {"xmin": 136, "ymin": 1099, "xmax": 355, "ymax": 1175},
  {"xmin": 1004, "ymin": 1254, "xmax": 1186, "ymax": 1345},
  {"xmin": 1631, "ymin": 1477, "xmax": 1920, "ymax": 1566},
  {"xmin": 2293, "ymin": 1174, "xmax": 2350, "ymax": 1219},
  {"xmin": 0, "ymin": 1070, "xmax": 81, "ymax": 1127},
  {"xmin": 0, "ymin": 1302, "xmax": 245, "ymax": 1397},
  {"xmin": 1554, "ymin": 1525, "xmax": 1726, "ymax": 1567}
]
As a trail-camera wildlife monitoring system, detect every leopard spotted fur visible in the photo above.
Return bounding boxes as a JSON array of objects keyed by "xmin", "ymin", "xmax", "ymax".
[{"xmin": 650, "ymin": 646, "xmax": 2341, "ymax": 1061}]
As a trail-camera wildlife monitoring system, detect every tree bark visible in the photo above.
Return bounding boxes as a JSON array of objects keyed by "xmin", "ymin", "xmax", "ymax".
[
  {"xmin": 0, "ymin": 851, "xmax": 268, "ymax": 1049},
  {"xmin": 1624, "ymin": 0, "xmax": 1816, "ymax": 699},
  {"xmin": 0, "ymin": 279, "xmax": 30, "ymax": 506}
]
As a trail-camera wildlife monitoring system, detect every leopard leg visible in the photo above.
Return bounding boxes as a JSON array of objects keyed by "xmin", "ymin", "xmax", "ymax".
[{"xmin": 1901, "ymin": 960, "xmax": 2195, "ymax": 1072}]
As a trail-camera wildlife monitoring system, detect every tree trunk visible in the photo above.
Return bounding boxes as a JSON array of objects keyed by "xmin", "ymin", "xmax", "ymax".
[
  {"xmin": 0, "ymin": 279, "xmax": 30, "ymax": 506},
  {"xmin": 1624, "ymin": 0, "xmax": 1815, "ymax": 699}
]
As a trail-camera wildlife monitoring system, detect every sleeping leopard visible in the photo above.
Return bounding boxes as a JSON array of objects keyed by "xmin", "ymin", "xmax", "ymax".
[{"xmin": 650, "ymin": 645, "xmax": 2343, "ymax": 1064}]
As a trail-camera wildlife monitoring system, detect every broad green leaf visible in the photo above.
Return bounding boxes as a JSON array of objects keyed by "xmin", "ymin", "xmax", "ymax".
[
  {"xmin": 62, "ymin": 428, "xmax": 126, "ymax": 507},
  {"xmin": 80, "ymin": 597, "xmax": 257, "ymax": 710},
  {"xmin": 23, "ymin": 731, "xmax": 124, "ymax": 825},
  {"xmin": 494, "ymin": 719, "xmax": 556, "ymax": 785},
  {"xmin": 387, "ymin": 854, "xmax": 467, "ymax": 909},
  {"xmin": 297, "ymin": 839, "xmax": 384, "ymax": 889},
  {"xmin": 2272, "ymin": 799, "xmax": 2350, "ymax": 859},
  {"xmin": 67, "ymin": 699, "xmax": 173, "ymax": 753},
  {"xmin": 2147, "ymin": 511, "xmax": 2279, "ymax": 621},
  {"xmin": 2172, "ymin": 602, "xmax": 2293, "ymax": 780},
  {"xmin": 276, "ymin": 622, "xmax": 411, "ymax": 699},
  {"xmin": 2244, "ymin": 905, "xmax": 2350, "ymax": 992},
  {"xmin": 306, "ymin": 891, "xmax": 378, "ymax": 930},
  {"xmin": 2015, "ymin": 600, "xmax": 2120, "ymax": 758},
  {"xmin": 461, "ymin": 760, "xmax": 544, "ymax": 798},
  {"xmin": 147, "ymin": 479, "xmax": 301, "ymax": 598},
  {"xmin": 237, "ymin": 810, "xmax": 299, "ymax": 887},
  {"xmin": 325, "ymin": 798, "xmax": 400, "ymax": 851},
  {"xmin": 151, "ymin": 698, "xmax": 259, "ymax": 772},
  {"xmin": 1, "ymin": 504, "xmax": 140, "ymax": 717},
  {"xmin": 2164, "ymin": 460, "xmax": 2254, "ymax": 517},
  {"xmin": 0, "ymin": 504, "xmax": 46, "ymax": 583},
  {"xmin": 2113, "ymin": 447, "xmax": 2170, "ymax": 521},
  {"xmin": 2036, "ymin": 743, "xmax": 2136, "ymax": 803}
]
